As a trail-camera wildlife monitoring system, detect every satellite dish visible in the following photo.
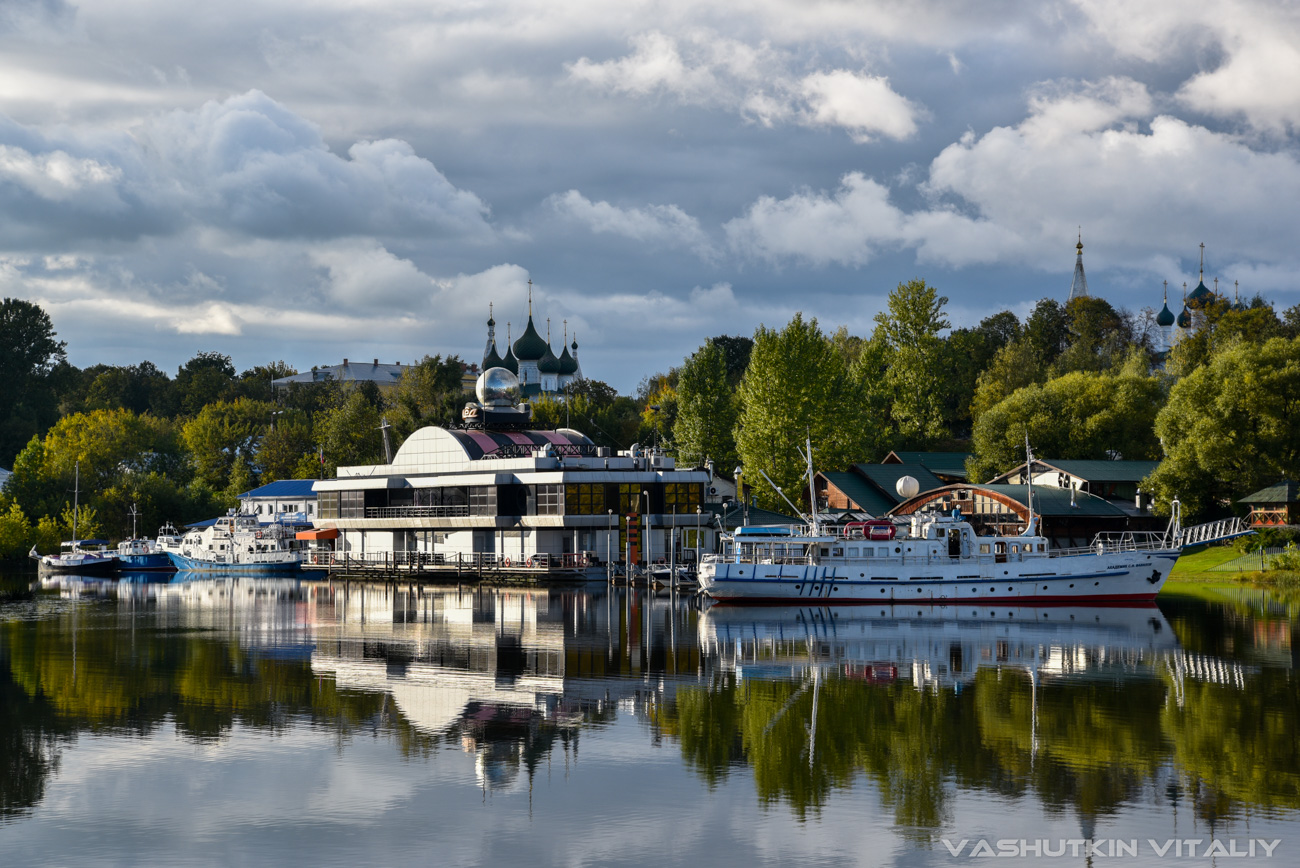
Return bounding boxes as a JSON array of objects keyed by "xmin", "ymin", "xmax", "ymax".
[{"xmin": 896, "ymin": 475, "xmax": 920, "ymax": 499}]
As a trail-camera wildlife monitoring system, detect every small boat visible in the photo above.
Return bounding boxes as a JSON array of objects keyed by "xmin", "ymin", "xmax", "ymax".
[
  {"xmin": 114, "ymin": 507, "xmax": 177, "ymax": 572},
  {"xmin": 32, "ymin": 461, "xmax": 119, "ymax": 575},
  {"xmin": 167, "ymin": 513, "xmax": 302, "ymax": 574},
  {"xmin": 34, "ymin": 539, "xmax": 119, "ymax": 575}
]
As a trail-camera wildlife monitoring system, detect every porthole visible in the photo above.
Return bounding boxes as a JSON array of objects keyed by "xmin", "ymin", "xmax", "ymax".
[
  {"xmin": 1069, "ymin": 583, "xmax": 1074, "ymax": 588},
  {"xmin": 971, "ymin": 588, "xmax": 978, "ymax": 593},
  {"xmin": 795, "ymin": 585, "xmax": 802, "ymax": 590},
  {"xmin": 833, "ymin": 586, "xmax": 839, "ymax": 591},
  {"xmin": 880, "ymin": 589, "xmax": 886, "ymax": 594},
  {"xmin": 1094, "ymin": 581, "xmax": 1100, "ymax": 586},
  {"xmin": 1043, "ymin": 585, "xmax": 1048, "ymax": 590},
  {"xmin": 1007, "ymin": 587, "xmax": 1013, "ymax": 592}
]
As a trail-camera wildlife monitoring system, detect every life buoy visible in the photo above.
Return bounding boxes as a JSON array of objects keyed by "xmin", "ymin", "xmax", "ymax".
[
  {"xmin": 255, "ymin": 531, "xmax": 263, "ymax": 539},
  {"xmin": 526, "ymin": 557, "xmax": 534, "ymax": 567},
  {"xmin": 504, "ymin": 557, "xmax": 511, "ymax": 567}
]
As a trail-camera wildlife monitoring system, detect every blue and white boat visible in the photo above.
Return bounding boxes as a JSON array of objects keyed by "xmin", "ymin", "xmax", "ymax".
[{"xmin": 167, "ymin": 513, "xmax": 302, "ymax": 574}]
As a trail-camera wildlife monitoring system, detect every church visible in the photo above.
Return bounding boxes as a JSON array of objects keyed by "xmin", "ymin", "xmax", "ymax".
[{"xmin": 480, "ymin": 283, "xmax": 583, "ymax": 400}]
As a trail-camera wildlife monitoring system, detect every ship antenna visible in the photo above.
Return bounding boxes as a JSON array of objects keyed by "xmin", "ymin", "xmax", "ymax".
[
  {"xmin": 803, "ymin": 433, "xmax": 819, "ymax": 535},
  {"xmin": 1023, "ymin": 430, "xmax": 1036, "ymax": 537}
]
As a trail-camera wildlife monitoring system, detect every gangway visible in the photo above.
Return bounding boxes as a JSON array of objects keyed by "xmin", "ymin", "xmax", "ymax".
[{"xmin": 1177, "ymin": 516, "xmax": 1254, "ymax": 549}]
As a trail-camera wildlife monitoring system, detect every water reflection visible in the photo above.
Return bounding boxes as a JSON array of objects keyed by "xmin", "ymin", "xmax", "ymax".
[{"xmin": 1, "ymin": 572, "xmax": 1298, "ymax": 851}]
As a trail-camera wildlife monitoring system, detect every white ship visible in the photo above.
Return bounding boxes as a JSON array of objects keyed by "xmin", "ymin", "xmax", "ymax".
[{"xmin": 699, "ymin": 440, "xmax": 1189, "ymax": 604}]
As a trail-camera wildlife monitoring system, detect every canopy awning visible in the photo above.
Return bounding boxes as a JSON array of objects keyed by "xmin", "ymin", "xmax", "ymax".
[{"xmin": 296, "ymin": 528, "xmax": 339, "ymax": 540}]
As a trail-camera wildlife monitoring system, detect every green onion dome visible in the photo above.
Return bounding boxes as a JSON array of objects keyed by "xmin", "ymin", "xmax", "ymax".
[
  {"xmin": 537, "ymin": 342, "xmax": 561, "ymax": 374},
  {"xmin": 512, "ymin": 315, "xmax": 550, "ymax": 362},
  {"xmin": 1156, "ymin": 302, "xmax": 1176, "ymax": 327},
  {"xmin": 557, "ymin": 344, "xmax": 577, "ymax": 375}
]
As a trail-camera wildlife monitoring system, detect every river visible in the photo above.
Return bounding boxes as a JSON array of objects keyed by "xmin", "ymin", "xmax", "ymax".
[{"xmin": 1, "ymin": 568, "xmax": 1297, "ymax": 866}]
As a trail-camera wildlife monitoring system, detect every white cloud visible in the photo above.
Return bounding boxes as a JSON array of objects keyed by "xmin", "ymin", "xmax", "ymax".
[
  {"xmin": 799, "ymin": 70, "xmax": 922, "ymax": 142},
  {"xmin": 569, "ymin": 31, "xmax": 924, "ymax": 143},
  {"xmin": 548, "ymin": 190, "xmax": 713, "ymax": 255},
  {"xmin": 1071, "ymin": 0, "xmax": 1300, "ymax": 133}
]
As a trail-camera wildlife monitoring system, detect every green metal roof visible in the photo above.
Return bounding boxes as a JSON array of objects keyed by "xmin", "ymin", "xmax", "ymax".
[
  {"xmin": 704, "ymin": 502, "xmax": 802, "ymax": 530},
  {"xmin": 483, "ymin": 342, "xmax": 505, "ymax": 372},
  {"xmin": 884, "ymin": 451, "xmax": 973, "ymax": 479},
  {"xmin": 854, "ymin": 463, "xmax": 946, "ymax": 498},
  {"xmin": 1238, "ymin": 481, "xmax": 1300, "ymax": 505},
  {"xmin": 982, "ymin": 484, "xmax": 1128, "ymax": 517},
  {"xmin": 821, "ymin": 471, "xmax": 895, "ymax": 516},
  {"xmin": 1187, "ymin": 279, "xmax": 1213, "ymax": 303}
]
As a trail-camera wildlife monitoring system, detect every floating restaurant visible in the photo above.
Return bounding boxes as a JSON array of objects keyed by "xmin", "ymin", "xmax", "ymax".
[{"xmin": 311, "ymin": 367, "xmax": 711, "ymax": 577}]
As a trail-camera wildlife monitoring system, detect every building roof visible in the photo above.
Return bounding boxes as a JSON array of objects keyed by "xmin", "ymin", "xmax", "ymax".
[
  {"xmin": 890, "ymin": 483, "xmax": 1128, "ymax": 518},
  {"xmin": 238, "ymin": 479, "xmax": 321, "ymax": 499},
  {"xmin": 445, "ymin": 428, "xmax": 594, "ymax": 461},
  {"xmin": 882, "ymin": 451, "xmax": 972, "ymax": 479},
  {"xmin": 1238, "ymin": 480, "xmax": 1300, "ymax": 505},
  {"xmin": 537, "ymin": 342, "xmax": 561, "ymax": 374},
  {"xmin": 557, "ymin": 344, "xmax": 577, "ymax": 375},
  {"xmin": 991, "ymin": 459, "xmax": 1159, "ymax": 485},
  {"xmin": 273, "ymin": 360, "xmax": 407, "ymax": 389},
  {"xmin": 820, "ymin": 471, "xmax": 896, "ymax": 516},
  {"xmin": 854, "ymin": 462, "xmax": 946, "ymax": 497},
  {"xmin": 705, "ymin": 502, "xmax": 802, "ymax": 530}
]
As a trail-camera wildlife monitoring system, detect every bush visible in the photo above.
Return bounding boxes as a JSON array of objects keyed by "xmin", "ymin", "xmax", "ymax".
[{"xmin": 1236, "ymin": 526, "xmax": 1300, "ymax": 553}]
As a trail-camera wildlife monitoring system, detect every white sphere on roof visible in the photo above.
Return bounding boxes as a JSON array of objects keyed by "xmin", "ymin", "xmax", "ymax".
[
  {"xmin": 896, "ymin": 475, "xmax": 920, "ymax": 499},
  {"xmin": 476, "ymin": 367, "xmax": 520, "ymax": 407}
]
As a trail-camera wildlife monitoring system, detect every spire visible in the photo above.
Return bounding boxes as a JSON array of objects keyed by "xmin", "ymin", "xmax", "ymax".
[
  {"xmin": 1188, "ymin": 242, "xmax": 1212, "ymax": 302},
  {"xmin": 1156, "ymin": 279, "xmax": 1176, "ymax": 327},
  {"xmin": 1068, "ymin": 229, "xmax": 1088, "ymax": 302},
  {"xmin": 528, "ymin": 278, "xmax": 533, "ymax": 316},
  {"xmin": 482, "ymin": 304, "xmax": 503, "ymax": 371},
  {"xmin": 1199, "ymin": 242, "xmax": 1205, "ymax": 282}
]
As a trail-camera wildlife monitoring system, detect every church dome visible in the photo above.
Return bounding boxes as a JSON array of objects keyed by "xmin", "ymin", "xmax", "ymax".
[
  {"xmin": 483, "ymin": 342, "xmax": 504, "ymax": 372},
  {"xmin": 1156, "ymin": 302, "xmax": 1175, "ymax": 327},
  {"xmin": 537, "ymin": 342, "xmax": 561, "ymax": 374},
  {"xmin": 501, "ymin": 343, "xmax": 519, "ymax": 375},
  {"xmin": 557, "ymin": 344, "xmax": 577, "ymax": 375},
  {"xmin": 513, "ymin": 316, "xmax": 550, "ymax": 362},
  {"xmin": 1176, "ymin": 306, "xmax": 1192, "ymax": 329}
]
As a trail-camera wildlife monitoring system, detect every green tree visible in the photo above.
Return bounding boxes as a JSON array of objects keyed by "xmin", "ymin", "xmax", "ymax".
[
  {"xmin": 674, "ymin": 340, "xmax": 739, "ymax": 470},
  {"xmin": 1145, "ymin": 336, "xmax": 1300, "ymax": 517},
  {"xmin": 708, "ymin": 335, "xmax": 753, "ymax": 386},
  {"xmin": 174, "ymin": 352, "xmax": 237, "ymax": 417},
  {"xmin": 736, "ymin": 314, "xmax": 865, "ymax": 511},
  {"xmin": 873, "ymin": 279, "xmax": 951, "ymax": 446},
  {"xmin": 967, "ymin": 365, "xmax": 1166, "ymax": 483},
  {"xmin": 941, "ymin": 310, "xmax": 1021, "ymax": 434},
  {"xmin": 0, "ymin": 501, "xmax": 34, "ymax": 560},
  {"xmin": 181, "ymin": 399, "xmax": 275, "ymax": 494},
  {"xmin": 257, "ymin": 411, "xmax": 317, "ymax": 481},
  {"xmin": 0, "ymin": 298, "xmax": 67, "ymax": 466},
  {"xmin": 314, "ymin": 388, "xmax": 384, "ymax": 475},
  {"xmin": 386, "ymin": 355, "xmax": 468, "ymax": 443}
]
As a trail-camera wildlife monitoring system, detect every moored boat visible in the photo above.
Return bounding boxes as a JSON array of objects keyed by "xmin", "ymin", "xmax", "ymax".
[
  {"xmin": 167, "ymin": 513, "xmax": 302, "ymax": 574},
  {"xmin": 34, "ymin": 539, "xmax": 120, "ymax": 576},
  {"xmin": 699, "ymin": 440, "xmax": 1185, "ymax": 604}
]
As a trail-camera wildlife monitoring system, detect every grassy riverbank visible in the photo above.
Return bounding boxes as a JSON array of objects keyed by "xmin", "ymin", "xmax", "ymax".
[{"xmin": 1167, "ymin": 543, "xmax": 1300, "ymax": 590}]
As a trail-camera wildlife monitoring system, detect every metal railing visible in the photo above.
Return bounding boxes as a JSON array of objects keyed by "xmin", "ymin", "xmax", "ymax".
[
  {"xmin": 309, "ymin": 550, "xmax": 593, "ymax": 572},
  {"xmin": 363, "ymin": 505, "xmax": 471, "ymax": 519},
  {"xmin": 1179, "ymin": 516, "xmax": 1250, "ymax": 548}
]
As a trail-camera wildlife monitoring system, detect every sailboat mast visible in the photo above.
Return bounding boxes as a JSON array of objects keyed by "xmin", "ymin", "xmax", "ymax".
[{"xmin": 73, "ymin": 460, "xmax": 79, "ymax": 543}]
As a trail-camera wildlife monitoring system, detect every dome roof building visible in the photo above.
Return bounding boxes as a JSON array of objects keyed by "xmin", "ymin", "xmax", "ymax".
[
  {"xmin": 482, "ymin": 304, "xmax": 506, "ymax": 372},
  {"xmin": 1155, "ymin": 281, "xmax": 1176, "ymax": 328},
  {"xmin": 482, "ymin": 281, "xmax": 586, "ymax": 399}
]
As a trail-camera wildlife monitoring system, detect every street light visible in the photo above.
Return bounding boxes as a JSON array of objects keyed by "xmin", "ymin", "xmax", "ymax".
[
  {"xmin": 607, "ymin": 508, "xmax": 614, "ymax": 582},
  {"xmin": 642, "ymin": 489, "xmax": 652, "ymax": 579},
  {"xmin": 695, "ymin": 506, "xmax": 702, "ymax": 570},
  {"xmin": 733, "ymin": 466, "xmax": 747, "ymax": 526}
]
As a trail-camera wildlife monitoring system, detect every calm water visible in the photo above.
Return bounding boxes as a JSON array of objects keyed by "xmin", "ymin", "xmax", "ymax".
[{"xmin": 1, "ymin": 568, "xmax": 1298, "ymax": 867}]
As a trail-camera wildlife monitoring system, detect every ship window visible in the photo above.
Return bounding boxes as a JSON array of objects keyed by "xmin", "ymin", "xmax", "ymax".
[
  {"xmin": 979, "ymin": 544, "xmax": 990, "ymax": 554},
  {"xmin": 848, "ymin": 547, "xmax": 858, "ymax": 557}
]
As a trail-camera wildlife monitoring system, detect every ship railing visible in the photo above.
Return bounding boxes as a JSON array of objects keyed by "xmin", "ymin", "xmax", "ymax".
[
  {"xmin": 1048, "ymin": 532, "xmax": 1175, "ymax": 558},
  {"xmin": 363, "ymin": 505, "xmax": 472, "ymax": 519}
]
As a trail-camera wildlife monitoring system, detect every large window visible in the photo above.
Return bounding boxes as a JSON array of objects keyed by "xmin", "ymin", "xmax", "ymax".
[
  {"xmin": 537, "ymin": 484, "xmax": 564, "ymax": 515},
  {"xmin": 664, "ymin": 482, "xmax": 702, "ymax": 511},
  {"xmin": 616, "ymin": 484, "xmax": 642, "ymax": 514},
  {"xmin": 340, "ymin": 491, "xmax": 365, "ymax": 519},
  {"xmin": 469, "ymin": 486, "xmax": 497, "ymax": 516},
  {"xmin": 565, "ymin": 484, "xmax": 606, "ymax": 515},
  {"xmin": 318, "ymin": 491, "xmax": 339, "ymax": 519}
]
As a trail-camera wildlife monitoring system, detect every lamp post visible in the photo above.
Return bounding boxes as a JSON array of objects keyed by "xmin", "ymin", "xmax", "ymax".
[
  {"xmin": 642, "ymin": 491, "xmax": 650, "ymax": 579},
  {"xmin": 607, "ymin": 508, "xmax": 614, "ymax": 583},
  {"xmin": 695, "ymin": 506, "xmax": 702, "ymax": 571},
  {"xmin": 734, "ymin": 466, "xmax": 747, "ymax": 526}
]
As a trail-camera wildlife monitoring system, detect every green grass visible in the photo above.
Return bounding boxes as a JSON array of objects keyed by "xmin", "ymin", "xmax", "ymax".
[{"xmin": 1169, "ymin": 544, "xmax": 1243, "ymax": 580}]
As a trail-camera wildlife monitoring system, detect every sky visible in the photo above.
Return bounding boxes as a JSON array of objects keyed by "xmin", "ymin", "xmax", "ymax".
[{"xmin": 2, "ymin": 0, "xmax": 1300, "ymax": 394}]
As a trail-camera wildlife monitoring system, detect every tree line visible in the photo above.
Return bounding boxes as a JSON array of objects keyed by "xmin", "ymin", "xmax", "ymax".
[
  {"xmin": 5, "ymin": 278, "xmax": 1300, "ymax": 559},
  {"xmin": 664, "ymin": 280, "xmax": 1300, "ymax": 518}
]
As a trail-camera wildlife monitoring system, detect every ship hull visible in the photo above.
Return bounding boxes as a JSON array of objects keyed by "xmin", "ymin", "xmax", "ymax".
[
  {"xmin": 167, "ymin": 553, "xmax": 301, "ymax": 574},
  {"xmin": 699, "ymin": 550, "xmax": 1179, "ymax": 604}
]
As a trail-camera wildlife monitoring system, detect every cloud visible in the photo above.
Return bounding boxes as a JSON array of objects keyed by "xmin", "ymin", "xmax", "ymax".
[
  {"xmin": 548, "ymin": 189, "xmax": 713, "ymax": 255},
  {"xmin": 568, "ymin": 31, "xmax": 924, "ymax": 142},
  {"xmin": 799, "ymin": 70, "xmax": 922, "ymax": 142},
  {"xmin": 1072, "ymin": 0, "xmax": 1300, "ymax": 133}
]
